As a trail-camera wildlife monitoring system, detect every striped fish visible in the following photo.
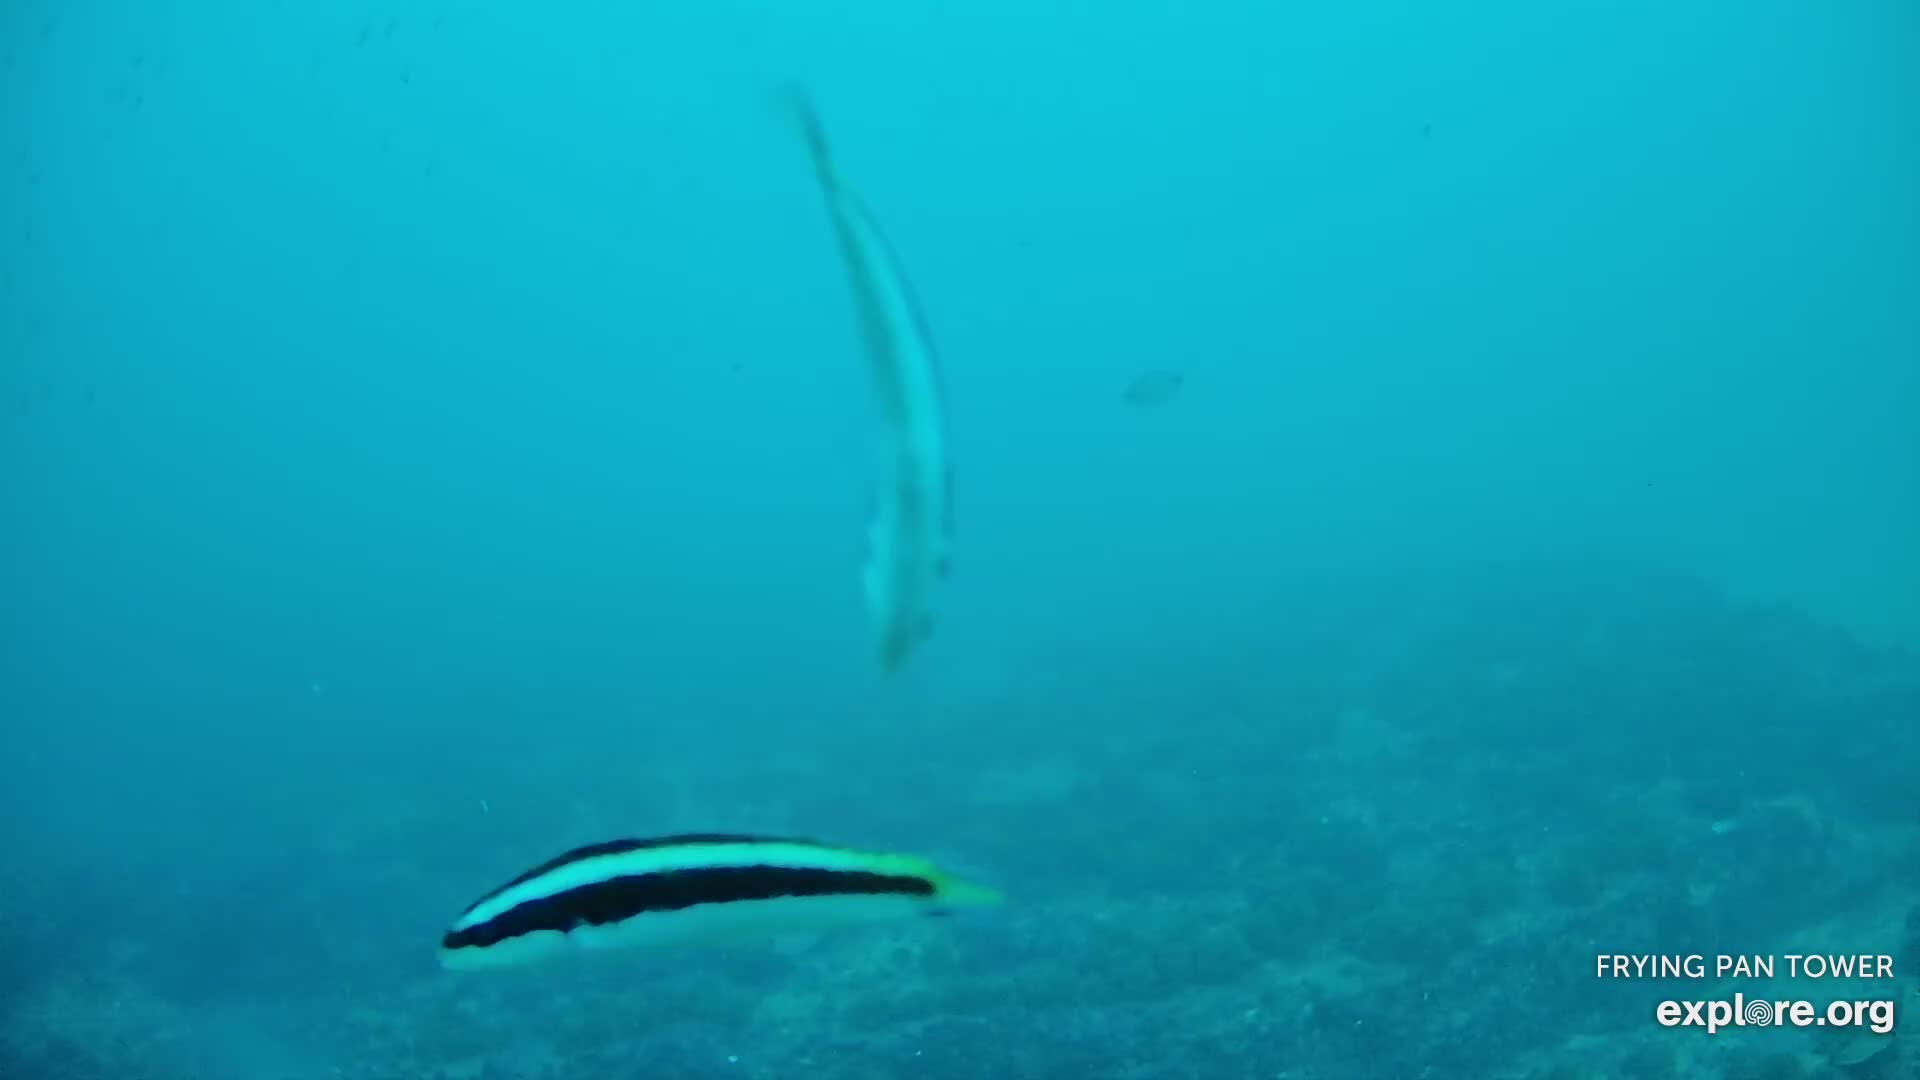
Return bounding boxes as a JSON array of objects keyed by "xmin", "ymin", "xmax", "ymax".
[
  {"xmin": 785, "ymin": 87, "xmax": 956, "ymax": 674},
  {"xmin": 440, "ymin": 833, "xmax": 1000, "ymax": 970}
]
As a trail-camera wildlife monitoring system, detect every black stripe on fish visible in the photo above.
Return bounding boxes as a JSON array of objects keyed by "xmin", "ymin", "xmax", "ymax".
[{"xmin": 443, "ymin": 864, "xmax": 935, "ymax": 952}]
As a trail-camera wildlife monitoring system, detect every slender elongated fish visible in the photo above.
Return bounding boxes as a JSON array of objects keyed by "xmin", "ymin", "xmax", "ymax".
[
  {"xmin": 785, "ymin": 87, "xmax": 955, "ymax": 674},
  {"xmin": 439, "ymin": 833, "xmax": 1000, "ymax": 970}
]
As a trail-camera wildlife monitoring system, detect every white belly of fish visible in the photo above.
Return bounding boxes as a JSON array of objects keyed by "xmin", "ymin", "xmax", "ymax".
[{"xmin": 439, "ymin": 892, "xmax": 932, "ymax": 971}]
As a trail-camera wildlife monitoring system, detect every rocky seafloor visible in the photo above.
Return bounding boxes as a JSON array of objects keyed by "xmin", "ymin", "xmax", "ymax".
[{"xmin": 3, "ymin": 562, "xmax": 1915, "ymax": 1079}]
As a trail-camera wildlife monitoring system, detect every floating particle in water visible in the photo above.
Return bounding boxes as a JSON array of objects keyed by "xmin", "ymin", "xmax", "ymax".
[{"xmin": 1122, "ymin": 369, "xmax": 1185, "ymax": 407}]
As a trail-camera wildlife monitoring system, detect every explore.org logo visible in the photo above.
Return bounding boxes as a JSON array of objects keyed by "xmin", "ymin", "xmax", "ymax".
[
  {"xmin": 1595, "ymin": 954, "xmax": 1899, "ymax": 1037},
  {"xmin": 1655, "ymin": 993, "xmax": 1896, "ymax": 1036}
]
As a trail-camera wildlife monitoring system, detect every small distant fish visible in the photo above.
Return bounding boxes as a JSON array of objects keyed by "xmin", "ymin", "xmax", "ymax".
[
  {"xmin": 439, "ymin": 833, "xmax": 1000, "ymax": 970},
  {"xmin": 1122, "ymin": 369, "xmax": 1185, "ymax": 406}
]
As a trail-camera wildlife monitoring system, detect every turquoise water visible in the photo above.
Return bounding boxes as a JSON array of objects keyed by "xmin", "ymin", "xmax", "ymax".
[{"xmin": 3, "ymin": 3, "xmax": 1915, "ymax": 1078}]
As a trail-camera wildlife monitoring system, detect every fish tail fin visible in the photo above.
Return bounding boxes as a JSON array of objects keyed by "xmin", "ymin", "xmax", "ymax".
[{"xmin": 929, "ymin": 872, "xmax": 1003, "ymax": 910}]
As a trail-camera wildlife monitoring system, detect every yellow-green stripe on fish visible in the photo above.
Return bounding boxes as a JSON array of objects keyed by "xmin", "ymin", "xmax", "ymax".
[{"xmin": 440, "ymin": 833, "xmax": 1000, "ymax": 970}]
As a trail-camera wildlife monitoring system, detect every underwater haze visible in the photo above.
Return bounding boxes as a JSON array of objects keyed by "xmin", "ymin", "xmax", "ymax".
[{"xmin": 3, "ymin": 2, "xmax": 1917, "ymax": 1078}]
